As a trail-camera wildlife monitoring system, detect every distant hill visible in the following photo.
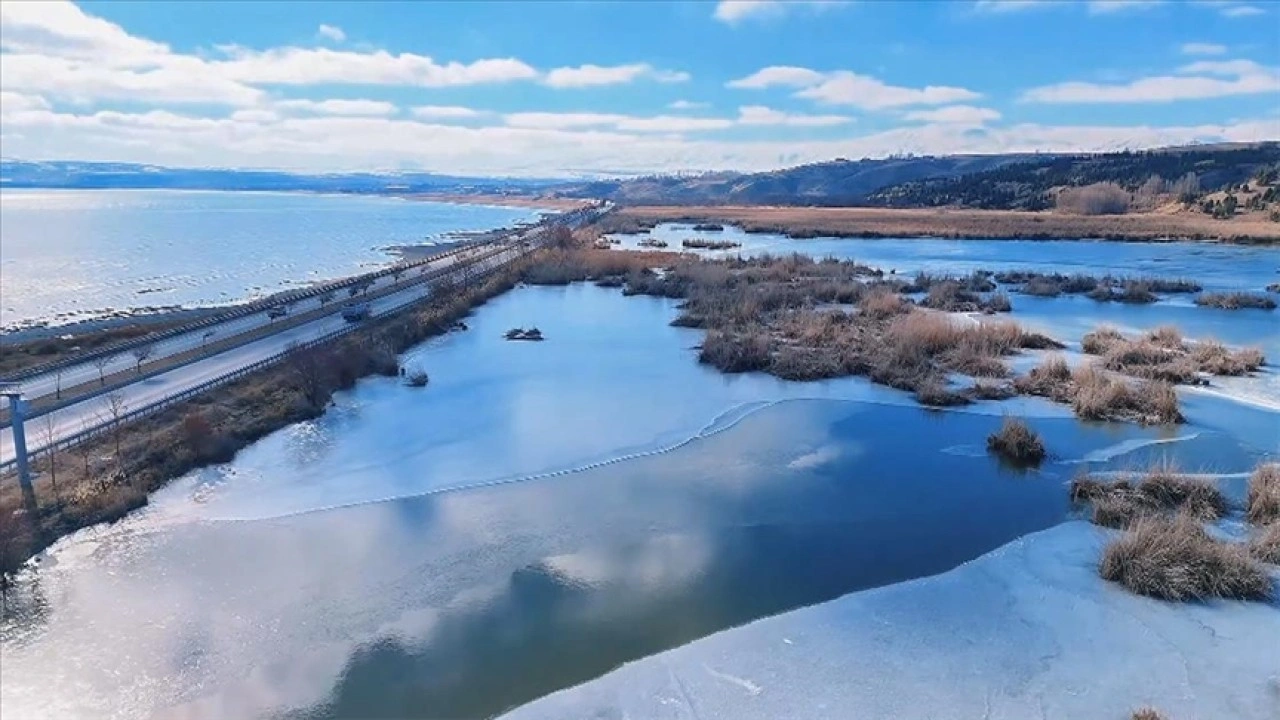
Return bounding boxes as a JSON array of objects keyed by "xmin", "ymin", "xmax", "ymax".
[
  {"xmin": 865, "ymin": 143, "xmax": 1280, "ymax": 211},
  {"xmin": 0, "ymin": 159, "xmax": 561, "ymax": 194},
  {"xmin": 551, "ymin": 143, "xmax": 1280, "ymax": 209},
  {"xmin": 552, "ymin": 154, "xmax": 1041, "ymax": 206}
]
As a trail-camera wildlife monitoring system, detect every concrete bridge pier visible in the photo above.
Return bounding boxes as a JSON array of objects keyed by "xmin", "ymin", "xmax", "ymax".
[{"xmin": 1, "ymin": 389, "xmax": 38, "ymax": 518}]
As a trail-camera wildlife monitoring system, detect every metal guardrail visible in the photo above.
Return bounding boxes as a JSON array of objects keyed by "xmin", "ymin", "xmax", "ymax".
[
  {"xmin": 2, "ymin": 247, "xmax": 530, "ymax": 470},
  {"xmin": 1, "ymin": 237, "xmax": 492, "ymax": 384}
]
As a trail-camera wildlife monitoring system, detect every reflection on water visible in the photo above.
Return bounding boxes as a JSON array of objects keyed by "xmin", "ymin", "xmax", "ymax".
[
  {"xmin": 0, "ymin": 189, "xmax": 538, "ymax": 328},
  {"xmin": 1, "ymin": 396, "xmax": 1261, "ymax": 719},
  {"xmin": 2, "ymin": 263, "xmax": 1276, "ymax": 718}
]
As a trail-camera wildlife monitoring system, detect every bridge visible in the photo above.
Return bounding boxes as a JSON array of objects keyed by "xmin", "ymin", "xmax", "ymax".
[{"xmin": 1, "ymin": 202, "xmax": 609, "ymax": 487}]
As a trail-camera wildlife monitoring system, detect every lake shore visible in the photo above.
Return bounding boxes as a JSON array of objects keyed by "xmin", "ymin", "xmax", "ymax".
[
  {"xmin": 610, "ymin": 205, "xmax": 1280, "ymax": 244},
  {"xmin": 401, "ymin": 193, "xmax": 590, "ymax": 211}
]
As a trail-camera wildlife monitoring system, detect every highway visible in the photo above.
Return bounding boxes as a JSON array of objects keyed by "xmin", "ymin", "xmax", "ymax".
[
  {"xmin": 1, "ymin": 243, "xmax": 527, "ymax": 466},
  {"xmin": 10, "ymin": 242, "xmax": 485, "ymax": 402}
]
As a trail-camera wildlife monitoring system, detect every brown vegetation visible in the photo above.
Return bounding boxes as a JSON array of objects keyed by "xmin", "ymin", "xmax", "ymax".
[
  {"xmin": 1099, "ymin": 515, "xmax": 1271, "ymax": 601},
  {"xmin": 1080, "ymin": 325, "xmax": 1264, "ymax": 384},
  {"xmin": 1055, "ymin": 182, "xmax": 1130, "ymax": 216},
  {"xmin": 1194, "ymin": 291, "xmax": 1277, "ymax": 310},
  {"xmin": 0, "ymin": 318, "xmax": 190, "ymax": 376},
  {"xmin": 1015, "ymin": 356, "xmax": 1182, "ymax": 425},
  {"xmin": 1131, "ymin": 708, "xmax": 1166, "ymax": 720},
  {"xmin": 1070, "ymin": 465, "xmax": 1226, "ymax": 528},
  {"xmin": 611, "ymin": 205, "xmax": 1280, "ymax": 244},
  {"xmin": 1251, "ymin": 523, "xmax": 1280, "ymax": 565},
  {"xmin": 1246, "ymin": 463, "xmax": 1280, "ymax": 526},
  {"xmin": 986, "ymin": 417, "xmax": 1046, "ymax": 466},
  {"xmin": 995, "ymin": 271, "xmax": 1201, "ymax": 302}
]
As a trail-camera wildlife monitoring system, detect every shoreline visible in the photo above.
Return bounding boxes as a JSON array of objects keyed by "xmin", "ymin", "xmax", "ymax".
[
  {"xmin": 401, "ymin": 193, "xmax": 590, "ymax": 211},
  {"xmin": 609, "ymin": 205, "xmax": 1280, "ymax": 244}
]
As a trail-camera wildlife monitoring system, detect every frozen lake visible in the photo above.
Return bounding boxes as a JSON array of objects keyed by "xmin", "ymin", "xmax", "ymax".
[
  {"xmin": 0, "ymin": 189, "xmax": 539, "ymax": 330},
  {"xmin": 2, "ymin": 240, "xmax": 1277, "ymax": 719}
]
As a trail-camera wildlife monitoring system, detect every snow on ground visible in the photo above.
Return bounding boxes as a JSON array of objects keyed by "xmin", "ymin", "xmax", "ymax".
[{"xmin": 502, "ymin": 521, "xmax": 1280, "ymax": 720}]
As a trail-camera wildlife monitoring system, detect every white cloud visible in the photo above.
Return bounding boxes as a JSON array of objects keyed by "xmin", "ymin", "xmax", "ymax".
[
  {"xmin": 0, "ymin": 52, "xmax": 265, "ymax": 106},
  {"xmin": 0, "ymin": 91, "xmax": 52, "ymax": 113},
  {"xmin": 972, "ymin": 0, "xmax": 1051, "ymax": 13},
  {"xmin": 797, "ymin": 72, "xmax": 981, "ymax": 109},
  {"xmin": 668, "ymin": 100, "xmax": 710, "ymax": 110},
  {"xmin": 727, "ymin": 66, "xmax": 826, "ymax": 89},
  {"xmin": 728, "ymin": 66, "xmax": 979, "ymax": 109},
  {"xmin": 317, "ymin": 24, "xmax": 346, "ymax": 43},
  {"xmin": 1191, "ymin": 1, "xmax": 1266, "ymax": 17},
  {"xmin": 1087, "ymin": 0, "xmax": 1162, "ymax": 14},
  {"xmin": 229, "ymin": 109, "xmax": 281, "ymax": 124},
  {"xmin": 0, "ymin": 0, "xmax": 168, "ymax": 66},
  {"xmin": 542, "ymin": 63, "xmax": 689, "ymax": 88},
  {"xmin": 1180, "ymin": 42, "xmax": 1227, "ymax": 56},
  {"xmin": 5, "ymin": 104, "xmax": 1276, "ymax": 177},
  {"xmin": 713, "ymin": 1, "xmax": 845, "ymax": 25},
  {"xmin": 903, "ymin": 105, "xmax": 1002, "ymax": 125},
  {"xmin": 737, "ymin": 105, "xmax": 851, "ymax": 126},
  {"xmin": 503, "ymin": 112, "xmax": 731, "ymax": 133},
  {"xmin": 214, "ymin": 47, "xmax": 538, "ymax": 87},
  {"xmin": 410, "ymin": 105, "xmax": 485, "ymax": 119},
  {"xmin": 1221, "ymin": 4, "xmax": 1265, "ymax": 17},
  {"xmin": 1022, "ymin": 57, "xmax": 1280, "ymax": 103},
  {"xmin": 274, "ymin": 99, "xmax": 397, "ymax": 117}
]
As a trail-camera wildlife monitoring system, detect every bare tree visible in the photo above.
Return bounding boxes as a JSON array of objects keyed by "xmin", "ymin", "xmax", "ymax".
[
  {"xmin": 101, "ymin": 392, "xmax": 128, "ymax": 462},
  {"xmin": 92, "ymin": 354, "xmax": 114, "ymax": 386},
  {"xmin": 54, "ymin": 366, "xmax": 64, "ymax": 400},
  {"xmin": 74, "ymin": 418, "xmax": 95, "ymax": 477},
  {"xmin": 201, "ymin": 329, "xmax": 216, "ymax": 348},
  {"xmin": 1055, "ymin": 183, "xmax": 1130, "ymax": 216},
  {"xmin": 285, "ymin": 343, "xmax": 333, "ymax": 410},
  {"xmin": 1171, "ymin": 172, "xmax": 1201, "ymax": 202},
  {"xmin": 392, "ymin": 267, "xmax": 405, "ymax": 284},
  {"xmin": 40, "ymin": 414, "xmax": 59, "ymax": 499},
  {"xmin": 131, "ymin": 344, "xmax": 155, "ymax": 374}
]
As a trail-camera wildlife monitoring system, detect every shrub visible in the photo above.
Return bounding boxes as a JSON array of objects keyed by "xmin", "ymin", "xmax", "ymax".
[
  {"xmin": 1071, "ymin": 366, "xmax": 1182, "ymax": 425},
  {"xmin": 1099, "ymin": 516, "xmax": 1271, "ymax": 601},
  {"xmin": 405, "ymin": 369, "xmax": 430, "ymax": 387},
  {"xmin": 984, "ymin": 291, "xmax": 1012, "ymax": 312},
  {"xmin": 1021, "ymin": 276, "xmax": 1062, "ymax": 297},
  {"xmin": 916, "ymin": 381, "xmax": 972, "ymax": 407},
  {"xmin": 1195, "ymin": 292, "xmax": 1277, "ymax": 310},
  {"xmin": 1056, "ymin": 182, "xmax": 1131, "ymax": 215},
  {"xmin": 699, "ymin": 331, "xmax": 772, "ymax": 373},
  {"xmin": 858, "ymin": 289, "xmax": 907, "ymax": 319},
  {"xmin": 1082, "ymin": 326, "xmax": 1124, "ymax": 354},
  {"xmin": 986, "ymin": 417, "xmax": 1046, "ymax": 465},
  {"xmin": 1250, "ymin": 523, "xmax": 1280, "ymax": 564},
  {"xmin": 1247, "ymin": 463, "xmax": 1280, "ymax": 525}
]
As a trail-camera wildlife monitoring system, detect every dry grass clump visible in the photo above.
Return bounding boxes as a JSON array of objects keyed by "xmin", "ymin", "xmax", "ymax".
[
  {"xmin": 1081, "ymin": 326, "xmax": 1125, "ymax": 354},
  {"xmin": 1246, "ymin": 463, "xmax": 1280, "ymax": 525},
  {"xmin": 857, "ymin": 289, "xmax": 909, "ymax": 319},
  {"xmin": 1131, "ymin": 706, "xmax": 1167, "ymax": 720},
  {"xmin": 1099, "ymin": 515, "xmax": 1272, "ymax": 601},
  {"xmin": 986, "ymin": 417, "xmax": 1046, "ymax": 465},
  {"xmin": 1195, "ymin": 291, "xmax": 1277, "ymax": 310},
  {"xmin": 915, "ymin": 380, "xmax": 972, "ymax": 407},
  {"xmin": 1250, "ymin": 523, "xmax": 1280, "ymax": 564},
  {"xmin": 1080, "ymin": 325, "xmax": 1264, "ymax": 385},
  {"xmin": 1072, "ymin": 367, "xmax": 1182, "ymax": 425},
  {"xmin": 1071, "ymin": 465, "xmax": 1226, "ymax": 528}
]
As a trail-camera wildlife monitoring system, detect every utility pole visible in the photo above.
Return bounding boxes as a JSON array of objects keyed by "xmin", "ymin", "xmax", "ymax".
[{"xmin": 1, "ymin": 386, "xmax": 39, "ymax": 518}]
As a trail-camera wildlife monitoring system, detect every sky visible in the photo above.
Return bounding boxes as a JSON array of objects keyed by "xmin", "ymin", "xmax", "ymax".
[{"xmin": 0, "ymin": 0, "xmax": 1277, "ymax": 178}]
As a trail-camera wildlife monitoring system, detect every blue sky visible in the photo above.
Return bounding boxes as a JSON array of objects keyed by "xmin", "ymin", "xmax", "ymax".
[{"xmin": 1, "ymin": 0, "xmax": 1277, "ymax": 176}]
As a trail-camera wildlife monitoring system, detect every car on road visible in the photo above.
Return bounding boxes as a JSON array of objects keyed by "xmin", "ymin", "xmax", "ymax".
[{"xmin": 341, "ymin": 302, "xmax": 371, "ymax": 322}]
